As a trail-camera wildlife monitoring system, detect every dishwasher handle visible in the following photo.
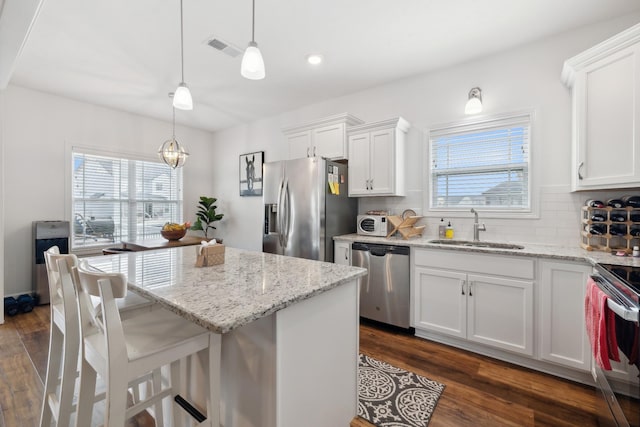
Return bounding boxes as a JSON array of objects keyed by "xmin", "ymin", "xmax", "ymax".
[
  {"xmin": 370, "ymin": 248, "xmax": 388, "ymax": 257},
  {"xmin": 351, "ymin": 242, "xmax": 409, "ymax": 256},
  {"xmin": 352, "ymin": 242, "xmax": 370, "ymax": 252}
]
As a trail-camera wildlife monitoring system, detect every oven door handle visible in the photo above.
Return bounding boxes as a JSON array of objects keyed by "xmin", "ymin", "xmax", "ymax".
[
  {"xmin": 591, "ymin": 275, "xmax": 640, "ymax": 322},
  {"xmin": 606, "ymin": 298, "xmax": 639, "ymax": 322}
]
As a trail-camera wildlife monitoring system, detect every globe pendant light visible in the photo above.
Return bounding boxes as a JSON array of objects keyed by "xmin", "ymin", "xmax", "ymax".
[
  {"xmin": 173, "ymin": 0, "xmax": 193, "ymax": 110},
  {"xmin": 159, "ymin": 103, "xmax": 189, "ymax": 169},
  {"xmin": 241, "ymin": 0, "xmax": 265, "ymax": 80}
]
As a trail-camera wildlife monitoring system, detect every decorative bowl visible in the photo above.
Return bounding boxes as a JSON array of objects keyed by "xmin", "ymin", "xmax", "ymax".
[{"xmin": 161, "ymin": 229, "xmax": 186, "ymax": 241}]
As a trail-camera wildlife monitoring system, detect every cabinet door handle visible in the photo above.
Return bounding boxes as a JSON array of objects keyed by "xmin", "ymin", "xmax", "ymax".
[
  {"xmin": 365, "ymin": 179, "xmax": 370, "ymax": 190},
  {"xmin": 461, "ymin": 281, "xmax": 466, "ymax": 295},
  {"xmin": 370, "ymin": 179, "xmax": 373, "ymax": 190},
  {"xmin": 306, "ymin": 147, "xmax": 310, "ymax": 157},
  {"xmin": 344, "ymin": 247, "xmax": 349, "ymax": 260},
  {"xmin": 468, "ymin": 282, "xmax": 473, "ymax": 297},
  {"xmin": 313, "ymin": 146, "xmax": 316, "ymax": 157},
  {"xmin": 578, "ymin": 162, "xmax": 584, "ymax": 180}
]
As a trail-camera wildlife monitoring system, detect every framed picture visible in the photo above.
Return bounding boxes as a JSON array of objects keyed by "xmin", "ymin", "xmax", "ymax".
[{"xmin": 239, "ymin": 151, "xmax": 264, "ymax": 196}]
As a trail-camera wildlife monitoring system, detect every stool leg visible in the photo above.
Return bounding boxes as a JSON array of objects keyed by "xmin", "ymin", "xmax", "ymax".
[
  {"xmin": 208, "ymin": 333, "xmax": 221, "ymax": 427},
  {"xmin": 74, "ymin": 359, "xmax": 96, "ymax": 427},
  {"xmin": 152, "ymin": 368, "xmax": 164, "ymax": 427},
  {"xmin": 39, "ymin": 325, "xmax": 63, "ymax": 427},
  {"xmin": 170, "ymin": 360, "xmax": 184, "ymax": 427},
  {"xmin": 57, "ymin": 323, "xmax": 80, "ymax": 427},
  {"xmin": 105, "ymin": 366, "xmax": 128, "ymax": 427}
]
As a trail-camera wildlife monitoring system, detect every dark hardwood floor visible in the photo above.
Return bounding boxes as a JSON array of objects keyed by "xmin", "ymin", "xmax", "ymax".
[
  {"xmin": 0, "ymin": 306, "xmax": 619, "ymax": 427},
  {"xmin": 354, "ymin": 321, "xmax": 615, "ymax": 427}
]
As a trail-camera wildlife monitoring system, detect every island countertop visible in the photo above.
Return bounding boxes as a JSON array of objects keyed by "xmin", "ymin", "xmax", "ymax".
[{"xmin": 84, "ymin": 246, "xmax": 367, "ymax": 334}]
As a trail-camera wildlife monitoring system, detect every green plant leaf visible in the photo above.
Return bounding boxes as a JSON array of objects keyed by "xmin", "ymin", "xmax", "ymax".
[{"xmin": 191, "ymin": 196, "xmax": 224, "ymax": 237}]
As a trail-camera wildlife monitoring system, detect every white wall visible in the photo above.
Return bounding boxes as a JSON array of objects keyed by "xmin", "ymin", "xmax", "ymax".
[
  {"xmin": 211, "ymin": 13, "xmax": 640, "ymax": 251},
  {"xmin": 1, "ymin": 85, "xmax": 216, "ymax": 297},
  {"xmin": 0, "ymin": 89, "xmax": 5, "ymax": 323}
]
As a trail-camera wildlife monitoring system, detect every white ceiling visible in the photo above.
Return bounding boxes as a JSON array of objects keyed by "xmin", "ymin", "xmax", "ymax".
[{"xmin": 6, "ymin": 0, "xmax": 640, "ymax": 132}]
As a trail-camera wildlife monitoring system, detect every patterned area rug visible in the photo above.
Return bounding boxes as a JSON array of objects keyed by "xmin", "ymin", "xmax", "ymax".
[{"xmin": 358, "ymin": 354, "xmax": 445, "ymax": 427}]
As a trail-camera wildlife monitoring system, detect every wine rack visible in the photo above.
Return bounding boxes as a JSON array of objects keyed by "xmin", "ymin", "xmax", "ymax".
[{"xmin": 581, "ymin": 206, "xmax": 640, "ymax": 253}]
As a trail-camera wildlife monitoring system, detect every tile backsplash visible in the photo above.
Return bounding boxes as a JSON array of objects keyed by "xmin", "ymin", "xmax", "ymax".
[{"xmin": 358, "ymin": 186, "xmax": 640, "ymax": 247}]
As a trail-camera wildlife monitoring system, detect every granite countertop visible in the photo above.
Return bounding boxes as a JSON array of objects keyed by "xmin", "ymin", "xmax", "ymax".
[
  {"xmin": 334, "ymin": 233, "xmax": 640, "ymax": 268},
  {"xmin": 84, "ymin": 246, "xmax": 367, "ymax": 334}
]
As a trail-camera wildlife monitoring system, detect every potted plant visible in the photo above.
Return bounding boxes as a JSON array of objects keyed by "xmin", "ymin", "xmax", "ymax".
[{"xmin": 191, "ymin": 196, "xmax": 224, "ymax": 240}]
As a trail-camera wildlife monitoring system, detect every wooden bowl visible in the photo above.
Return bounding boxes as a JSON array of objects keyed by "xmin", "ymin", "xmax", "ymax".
[{"xmin": 161, "ymin": 229, "xmax": 186, "ymax": 241}]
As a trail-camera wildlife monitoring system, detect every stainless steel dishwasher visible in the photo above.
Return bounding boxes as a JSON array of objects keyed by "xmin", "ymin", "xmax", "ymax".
[{"xmin": 351, "ymin": 242, "xmax": 410, "ymax": 328}]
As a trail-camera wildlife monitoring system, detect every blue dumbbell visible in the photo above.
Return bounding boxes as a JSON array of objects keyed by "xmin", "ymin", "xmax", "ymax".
[
  {"xmin": 4, "ymin": 297, "xmax": 19, "ymax": 316},
  {"xmin": 17, "ymin": 294, "xmax": 34, "ymax": 313}
]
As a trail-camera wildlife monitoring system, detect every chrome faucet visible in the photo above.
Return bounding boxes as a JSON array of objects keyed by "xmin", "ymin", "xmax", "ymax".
[{"xmin": 470, "ymin": 208, "xmax": 486, "ymax": 242}]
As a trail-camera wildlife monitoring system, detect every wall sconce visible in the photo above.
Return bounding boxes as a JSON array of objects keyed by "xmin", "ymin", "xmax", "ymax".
[{"xmin": 465, "ymin": 87, "xmax": 482, "ymax": 115}]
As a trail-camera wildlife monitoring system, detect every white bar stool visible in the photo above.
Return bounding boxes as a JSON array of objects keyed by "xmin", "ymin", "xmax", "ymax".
[
  {"xmin": 71, "ymin": 259, "xmax": 220, "ymax": 427},
  {"xmin": 39, "ymin": 246, "xmax": 155, "ymax": 427}
]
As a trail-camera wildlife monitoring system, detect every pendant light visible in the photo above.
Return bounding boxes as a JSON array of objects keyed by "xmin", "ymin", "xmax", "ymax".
[
  {"xmin": 173, "ymin": 0, "xmax": 193, "ymax": 110},
  {"xmin": 465, "ymin": 87, "xmax": 483, "ymax": 115},
  {"xmin": 159, "ymin": 97, "xmax": 189, "ymax": 169},
  {"xmin": 241, "ymin": 0, "xmax": 265, "ymax": 80}
]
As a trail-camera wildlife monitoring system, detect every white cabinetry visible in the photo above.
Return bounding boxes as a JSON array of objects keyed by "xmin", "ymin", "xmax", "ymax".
[
  {"xmin": 334, "ymin": 241, "xmax": 351, "ymax": 266},
  {"xmin": 414, "ymin": 249, "xmax": 534, "ymax": 356},
  {"xmin": 347, "ymin": 117, "xmax": 409, "ymax": 197},
  {"xmin": 283, "ymin": 113, "xmax": 364, "ymax": 161},
  {"xmin": 562, "ymin": 23, "xmax": 640, "ymax": 191},
  {"xmin": 539, "ymin": 260, "xmax": 591, "ymax": 371}
]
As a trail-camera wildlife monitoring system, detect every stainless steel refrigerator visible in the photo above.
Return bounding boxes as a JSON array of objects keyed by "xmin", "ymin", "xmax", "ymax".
[{"xmin": 263, "ymin": 157, "xmax": 357, "ymax": 262}]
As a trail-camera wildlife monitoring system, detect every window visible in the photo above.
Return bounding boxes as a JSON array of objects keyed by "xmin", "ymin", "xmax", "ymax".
[
  {"xmin": 72, "ymin": 149, "xmax": 183, "ymax": 249},
  {"xmin": 429, "ymin": 111, "xmax": 531, "ymax": 213}
]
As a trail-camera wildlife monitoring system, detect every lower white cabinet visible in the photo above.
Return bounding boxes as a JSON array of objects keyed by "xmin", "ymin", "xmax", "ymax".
[
  {"xmin": 413, "ymin": 249, "xmax": 534, "ymax": 356},
  {"xmin": 539, "ymin": 260, "xmax": 591, "ymax": 371},
  {"xmin": 334, "ymin": 241, "xmax": 351, "ymax": 266},
  {"xmin": 414, "ymin": 267, "xmax": 467, "ymax": 338}
]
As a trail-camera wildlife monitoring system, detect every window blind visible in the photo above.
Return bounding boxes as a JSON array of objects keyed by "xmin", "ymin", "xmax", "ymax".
[
  {"xmin": 72, "ymin": 150, "xmax": 183, "ymax": 249},
  {"xmin": 429, "ymin": 112, "xmax": 531, "ymax": 211}
]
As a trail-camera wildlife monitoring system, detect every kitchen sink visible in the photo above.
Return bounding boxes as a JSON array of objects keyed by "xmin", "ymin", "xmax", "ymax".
[{"xmin": 428, "ymin": 240, "xmax": 525, "ymax": 250}]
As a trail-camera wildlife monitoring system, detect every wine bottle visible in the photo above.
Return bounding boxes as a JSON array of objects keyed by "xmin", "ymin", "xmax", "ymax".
[
  {"xmin": 610, "ymin": 213, "xmax": 627, "ymax": 222},
  {"xmin": 585, "ymin": 199, "xmax": 604, "ymax": 208},
  {"xmin": 607, "ymin": 199, "xmax": 625, "ymax": 208},
  {"xmin": 630, "ymin": 228, "xmax": 640, "ymax": 237},
  {"xmin": 586, "ymin": 224, "xmax": 606, "ymax": 235},
  {"xmin": 631, "ymin": 214, "xmax": 640, "ymax": 222},
  {"xmin": 590, "ymin": 214, "xmax": 606, "ymax": 222},
  {"xmin": 609, "ymin": 225, "xmax": 627, "ymax": 236},
  {"xmin": 622, "ymin": 195, "xmax": 640, "ymax": 207}
]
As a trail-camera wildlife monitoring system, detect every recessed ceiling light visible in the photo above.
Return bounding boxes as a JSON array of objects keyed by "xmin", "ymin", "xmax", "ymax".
[{"xmin": 306, "ymin": 54, "xmax": 323, "ymax": 65}]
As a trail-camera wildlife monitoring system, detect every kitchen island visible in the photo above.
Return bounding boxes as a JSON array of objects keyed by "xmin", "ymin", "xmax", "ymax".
[{"xmin": 84, "ymin": 246, "xmax": 366, "ymax": 427}]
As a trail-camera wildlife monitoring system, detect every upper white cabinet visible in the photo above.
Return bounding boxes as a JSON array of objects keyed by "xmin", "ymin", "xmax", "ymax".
[
  {"xmin": 562, "ymin": 23, "xmax": 640, "ymax": 191},
  {"xmin": 347, "ymin": 117, "xmax": 409, "ymax": 197},
  {"xmin": 283, "ymin": 113, "xmax": 364, "ymax": 161},
  {"xmin": 413, "ymin": 249, "xmax": 534, "ymax": 356},
  {"xmin": 539, "ymin": 260, "xmax": 591, "ymax": 372}
]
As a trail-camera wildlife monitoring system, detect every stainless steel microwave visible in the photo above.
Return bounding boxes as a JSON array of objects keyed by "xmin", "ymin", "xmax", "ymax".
[{"xmin": 357, "ymin": 215, "xmax": 388, "ymax": 237}]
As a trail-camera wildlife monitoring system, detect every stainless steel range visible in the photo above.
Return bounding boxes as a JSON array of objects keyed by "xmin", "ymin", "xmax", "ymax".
[{"xmin": 590, "ymin": 263, "xmax": 640, "ymax": 426}]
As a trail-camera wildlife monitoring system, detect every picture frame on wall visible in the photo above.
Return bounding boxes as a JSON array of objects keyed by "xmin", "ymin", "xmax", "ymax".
[{"xmin": 239, "ymin": 151, "xmax": 264, "ymax": 196}]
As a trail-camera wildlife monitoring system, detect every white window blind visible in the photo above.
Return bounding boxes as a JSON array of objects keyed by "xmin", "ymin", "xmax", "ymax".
[
  {"xmin": 72, "ymin": 149, "xmax": 183, "ymax": 249},
  {"xmin": 88, "ymin": 251, "xmax": 179, "ymax": 290},
  {"xmin": 429, "ymin": 112, "xmax": 531, "ymax": 211}
]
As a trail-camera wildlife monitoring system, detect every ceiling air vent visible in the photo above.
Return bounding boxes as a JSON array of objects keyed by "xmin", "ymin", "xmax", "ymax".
[{"xmin": 207, "ymin": 37, "xmax": 242, "ymax": 58}]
